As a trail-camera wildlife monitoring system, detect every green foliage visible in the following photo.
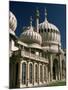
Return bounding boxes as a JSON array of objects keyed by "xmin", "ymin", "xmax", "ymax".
[{"xmin": 47, "ymin": 80, "xmax": 66, "ymax": 86}]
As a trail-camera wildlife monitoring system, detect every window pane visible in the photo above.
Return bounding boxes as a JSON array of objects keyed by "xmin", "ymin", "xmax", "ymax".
[
  {"xmin": 40, "ymin": 65, "xmax": 42, "ymax": 82},
  {"xmin": 35, "ymin": 65, "xmax": 38, "ymax": 82},
  {"xmin": 22, "ymin": 62, "xmax": 26, "ymax": 84}
]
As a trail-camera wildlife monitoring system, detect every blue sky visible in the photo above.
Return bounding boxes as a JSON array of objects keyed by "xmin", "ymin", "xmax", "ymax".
[{"xmin": 10, "ymin": 1, "xmax": 66, "ymax": 48}]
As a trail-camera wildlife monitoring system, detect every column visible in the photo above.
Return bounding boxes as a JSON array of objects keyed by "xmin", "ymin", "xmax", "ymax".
[
  {"xmin": 42, "ymin": 64, "xmax": 44, "ymax": 83},
  {"xmin": 17, "ymin": 62, "xmax": 22, "ymax": 88},
  {"xmin": 59, "ymin": 55, "xmax": 62, "ymax": 80},
  {"xmin": 33, "ymin": 62, "xmax": 35, "ymax": 85},
  {"xmin": 38, "ymin": 62, "xmax": 40, "ymax": 84},
  {"xmin": 26, "ymin": 61, "xmax": 29, "ymax": 86},
  {"xmin": 50, "ymin": 54, "xmax": 53, "ymax": 81},
  {"xmin": 46, "ymin": 64, "xmax": 48, "ymax": 83}
]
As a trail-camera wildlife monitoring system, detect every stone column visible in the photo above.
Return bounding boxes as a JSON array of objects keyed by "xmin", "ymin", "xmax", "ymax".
[
  {"xmin": 46, "ymin": 64, "xmax": 48, "ymax": 83},
  {"xmin": 26, "ymin": 61, "xmax": 29, "ymax": 86},
  {"xmin": 33, "ymin": 62, "xmax": 35, "ymax": 85},
  {"xmin": 50, "ymin": 54, "xmax": 53, "ymax": 81},
  {"xmin": 59, "ymin": 55, "xmax": 62, "ymax": 80},
  {"xmin": 38, "ymin": 62, "xmax": 40, "ymax": 85},
  {"xmin": 42, "ymin": 64, "xmax": 44, "ymax": 83},
  {"xmin": 17, "ymin": 62, "xmax": 22, "ymax": 88}
]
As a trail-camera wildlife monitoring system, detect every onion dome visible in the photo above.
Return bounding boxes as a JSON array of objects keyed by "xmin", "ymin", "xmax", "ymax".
[
  {"xmin": 20, "ymin": 16, "xmax": 42, "ymax": 45},
  {"xmin": 9, "ymin": 11, "xmax": 17, "ymax": 31},
  {"xmin": 39, "ymin": 9, "xmax": 61, "ymax": 46}
]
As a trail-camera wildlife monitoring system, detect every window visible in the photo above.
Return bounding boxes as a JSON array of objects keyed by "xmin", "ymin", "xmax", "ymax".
[
  {"xmin": 41, "ymin": 29, "xmax": 43, "ymax": 33},
  {"xmin": 29, "ymin": 63, "xmax": 33, "ymax": 83},
  {"xmin": 35, "ymin": 64, "xmax": 38, "ymax": 82},
  {"xmin": 45, "ymin": 29, "xmax": 46, "ymax": 32},
  {"xmin": 22, "ymin": 62, "xmax": 26, "ymax": 84},
  {"xmin": 48, "ymin": 28, "xmax": 49, "ymax": 32}
]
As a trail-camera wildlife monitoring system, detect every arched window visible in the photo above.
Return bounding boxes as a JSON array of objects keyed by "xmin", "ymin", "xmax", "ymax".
[
  {"xmin": 53, "ymin": 59, "xmax": 58, "ymax": 80},
  {"xmin": 40, "ymin": 65, "xmax": 42, "ymax": 82},
  {"xmin": 41, "ymin": 29, "xmax": 43, "ymax": 33},
  {"xmin": 48, "ymin": 28, "xmax": 49, "ymax": 32},
  {"xmin": 39, "ymin": 29, "xmax": 40, "ymax": 33},
  {"xmin": 29, "ymin": 63, "xmax": 33, "ymax": 83},
  {"xmin": 22, "ymin": 62, "xmax": 26, "ymax": 84},
  {"xmin": 35, "ymin": 64, "xmax": 38, "ymax": 82},
  {"xmin": 45, "ymin": 29, "xmax": 46, "ymax": 32}
]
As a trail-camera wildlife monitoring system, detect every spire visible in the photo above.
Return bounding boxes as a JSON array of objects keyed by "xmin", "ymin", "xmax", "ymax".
[
  {"xmin": 35, "ymin": 8, "xmax": 39, "ymax": 33},
  {"xmin": 29, "ymin": 16, "xmax": 34, "ymax": 31},
  {"xmin": 30, "ymin": 16, "xmax": 32, "ymax": 27},
  {"xmin": 36, "ymin": 8, "xmax": 39, "ymax": 18},
  {"xmin": 45, "ymin": 8, "xmax": 47, "ymax": 21}
]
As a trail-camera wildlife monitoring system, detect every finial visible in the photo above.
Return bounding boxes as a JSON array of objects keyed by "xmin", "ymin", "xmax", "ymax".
[
  {"xmin": 30, "ymin": 16, "xmax": 32, "ymax": 27},
  {"xmin": 45, "ymin": 8, "xmax": 47, "ymax": 20},
  {"xmin": 36, "ymin": 8, "xmax": 39, "ymax": 18}
]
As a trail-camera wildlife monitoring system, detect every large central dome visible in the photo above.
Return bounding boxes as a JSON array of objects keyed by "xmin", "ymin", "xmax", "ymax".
[
  {"xmin": 19, "ymin": 17, "xmax": 42, "ymax": 45},
  {"xmin": 39, "ymin": 9, "xmax": 61, "ymax": 46}
]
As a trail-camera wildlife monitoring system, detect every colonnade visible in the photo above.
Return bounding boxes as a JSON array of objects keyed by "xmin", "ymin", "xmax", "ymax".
[
  {"xmin": 10, "ymin": 54, "xmax": 65, "ymax": 88},
  {"xmin": 17, "ymin": 60, "xmax": 48, "ymax": 88}
]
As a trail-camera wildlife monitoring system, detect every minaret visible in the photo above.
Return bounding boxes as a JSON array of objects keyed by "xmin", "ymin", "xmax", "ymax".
[
  {"xmin": 29, "ymin": 16, "xmax": 34, "ymax": 31},
  {"xmin": 30, "ymin": 16, "xmax": 32, "ymax": 28},
  {"xmin": 35, "ymin": 8, "xmax": 39, "ymax": 33},
  {"xmin": 45, "ymin": 8, "xmax": 47, "ymax": 21}
]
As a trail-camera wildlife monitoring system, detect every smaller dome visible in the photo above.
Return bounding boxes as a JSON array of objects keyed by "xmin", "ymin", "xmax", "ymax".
[
  {"xmin": 9, "ymin": 11, "xmax": 17, "ymax": 31},
  {"xmin": 20, "ymin": 16, "xmax": 42, "ymax": 45},
  {"xmin": 39, "ymin": 9, "xmax": 61, "ymax": 47},
  {"xmin": 20, "ymin": 26, "xmax": 42, "ymax": 45}
]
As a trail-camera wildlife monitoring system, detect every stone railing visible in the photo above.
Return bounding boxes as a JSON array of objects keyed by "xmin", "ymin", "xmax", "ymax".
[{"xmin": 21, "ymin": 50, "xmax": 48, "ymax": 63}]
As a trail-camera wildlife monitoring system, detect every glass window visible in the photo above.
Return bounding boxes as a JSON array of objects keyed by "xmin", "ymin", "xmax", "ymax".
[
  {"xmin": 41, "ymin": 29, "xmax": 43, "ymax": 33},
  {"xmin": 40, "ymin": 65, "xmax": 42, "ymax": 82},
  {"xmin": 39, "ymin": 29, "xmax": 40, "ymax": 33},
  {"xmin": 48, "ymin": 28, "xmax": 49, "ymax": 32},
  {"xmin": 35, "ymin": 64, "xmax": 38, "ymax": 82},
  {"xmin": 45, "ymin": 29, "xmax": 46, "ymax": 32},
  {"xmin": 22, "ymin": 62, "xmax": 26, "ymax": 84}
]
